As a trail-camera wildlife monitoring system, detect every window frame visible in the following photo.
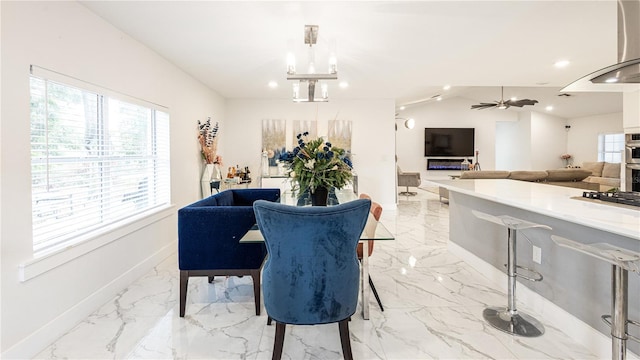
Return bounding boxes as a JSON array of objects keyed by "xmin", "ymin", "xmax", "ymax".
[
  {"xmin": 24, "ymin": 66, "xmax": 173, "ymax": 280},
  {"xmin": 597, "ymin": 132, "xmax": 624, "ymax": 163}
]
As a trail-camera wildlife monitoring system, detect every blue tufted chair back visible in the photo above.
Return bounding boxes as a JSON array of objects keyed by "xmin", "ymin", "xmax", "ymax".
[{"xmin": 253, "ymin": 198, "xmax": 370, "ymax": 325}]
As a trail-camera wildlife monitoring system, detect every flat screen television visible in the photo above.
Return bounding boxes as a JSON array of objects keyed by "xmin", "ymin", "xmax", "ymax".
[{"xmin": 424, "ymin": 128, "xmax": 475, "ymax": 157}]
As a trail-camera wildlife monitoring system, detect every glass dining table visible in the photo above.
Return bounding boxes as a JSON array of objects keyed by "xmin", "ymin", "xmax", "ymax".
[{"xmin": 240, "ymin": 188, "xmax": 395, "ymax": 320}]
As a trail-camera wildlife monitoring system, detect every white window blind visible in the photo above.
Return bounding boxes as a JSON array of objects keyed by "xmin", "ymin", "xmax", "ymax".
[
  {"xmin": 30, "ymin": 74, "xmax": 170, "ymax": 256},
  {"xmin": 597, "ymin": 133, "xmax": 624, "ymax": 163}
]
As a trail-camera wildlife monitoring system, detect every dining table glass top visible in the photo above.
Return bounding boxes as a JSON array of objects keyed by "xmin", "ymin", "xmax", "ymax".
[{"xmin": 240, "ymin": 189, "xmax": 395, "ymax": 242}]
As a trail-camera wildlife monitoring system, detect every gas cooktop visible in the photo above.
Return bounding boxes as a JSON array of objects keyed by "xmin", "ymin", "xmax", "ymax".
[{"xmin": 582, "ymin": 192, "xmax": 640, "ymax": 208}]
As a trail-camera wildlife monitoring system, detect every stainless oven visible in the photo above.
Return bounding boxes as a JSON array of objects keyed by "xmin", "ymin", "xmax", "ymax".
[
  {"xmin": 625, "ymin": 163, "xmax": 640, "ymax": 192},
  {"xmin": 626, "ymin": 133, "xmax": 640, "ymax": 147},
  {"xmin": 625, "ymin": 145, "xmax": 640, "ymax": 164}
]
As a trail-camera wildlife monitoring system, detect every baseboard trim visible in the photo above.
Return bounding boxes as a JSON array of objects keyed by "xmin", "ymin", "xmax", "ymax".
[
  {"xmin": 448, "ymin": 240, "xmax": 639, "ymax": 360},
  {"xmin": 1, "ymin": 243, "xmax": 176, "ymax": 360}
]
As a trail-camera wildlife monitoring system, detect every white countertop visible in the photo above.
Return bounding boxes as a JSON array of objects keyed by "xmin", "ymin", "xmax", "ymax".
[{"xmin": 429, "ymin": 179, "xmax": 640, "ymax": 241}]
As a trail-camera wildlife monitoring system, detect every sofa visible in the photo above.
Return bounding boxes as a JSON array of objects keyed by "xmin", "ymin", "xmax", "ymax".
[
  {"xmin": 580, "ymin": 161, "xmax": 621, "ymax": 191},
  {"xmin": 177, "ymin": 188, "xmax": 281, "ymax": 317},
  {"xmin": 458, "ymin": 169, "xmax": 599, "ymax": 190}
]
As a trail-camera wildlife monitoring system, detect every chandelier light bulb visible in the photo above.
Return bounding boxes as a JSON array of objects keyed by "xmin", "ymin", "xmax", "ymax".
[
  {"xmin": 292, "ymin": 82, "xmax": 300, "ymax": 100},
  {"xmin": 286, "ymin": 53, "xmax": 296, "ymax": 75},
  {"xmin": 321, "ymin": 82, "xmax": 329, "ymax": 99},
  {"xmin": 329, "ymin": 54, "xmax": 337, "ymax": 74}
]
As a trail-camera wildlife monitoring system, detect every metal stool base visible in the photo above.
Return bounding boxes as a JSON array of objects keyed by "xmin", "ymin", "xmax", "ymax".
[
  {"xmin": 483, "ymin": 307, "xmax": 545, "ymax": 337},
  {"xmin": 398, "ymin": 191, "xmax": 417, "ymax": 196}
]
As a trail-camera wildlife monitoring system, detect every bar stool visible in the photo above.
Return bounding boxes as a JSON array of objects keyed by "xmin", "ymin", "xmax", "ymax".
[
  {"xmin": 472, "ymin": 210, "xmax": 551, "ymax": 337},
  {"xmin": 551, "ymin": 235, "xmax": 640, "ymax": 360}
]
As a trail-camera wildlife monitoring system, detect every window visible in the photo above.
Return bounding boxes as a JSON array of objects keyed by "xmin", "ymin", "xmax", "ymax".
[
  {"xmin": 30, "ymin": 72, "xmax": 170, "ymax": 256},
  {"xmin": 597, "ymin": 133, "xmax": 624, "ymax": 163}
]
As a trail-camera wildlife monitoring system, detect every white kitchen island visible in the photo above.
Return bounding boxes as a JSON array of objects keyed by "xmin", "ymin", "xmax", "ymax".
[{"xmin": 429, "ymin": 179, "xmax": 640, "ymax": 358}]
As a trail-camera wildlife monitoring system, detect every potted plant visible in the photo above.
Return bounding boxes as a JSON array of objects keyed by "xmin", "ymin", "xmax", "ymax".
[{"xmin": 279, "ymin": 132, "xmax": 353, "ymax": 205}]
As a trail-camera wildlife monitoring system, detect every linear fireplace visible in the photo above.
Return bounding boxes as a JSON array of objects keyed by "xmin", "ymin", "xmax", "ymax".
[{"xmin": 427, "ymin": 158, "xmax": 468, "ymax": 170}]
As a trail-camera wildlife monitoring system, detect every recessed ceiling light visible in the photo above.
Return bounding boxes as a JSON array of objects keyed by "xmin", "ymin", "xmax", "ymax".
[
  {"xmin": 546, "ymin": 105, "xmax": 554, "ymax": 111},
  {"xmin": 399, "ymin": 106, "xmax": 406, "ymax": 110},
  {"xmin": 510, "ymin": 96, "xmax": 518, "ymax": 101},
  {"xmin": 443, "ymin": 85, "xmax": 451, "ymax": 91},
  {"xmin": 605, "ymin": 77, "xmax": 619, "ymax": 83},
  {"xmin": 339, "ymin": 81, "xmax": 349, "ymax": 88},
  {"xmin": 436, "ymin": 97, "xmax": 442, "ymax": 101},
  {"xmin": 554, "ymin": 60, "xmax": 570, "ymax": 68},
  {"xmin": 268, "ymin": 81, "xmax": 278, "ymax": 88}
]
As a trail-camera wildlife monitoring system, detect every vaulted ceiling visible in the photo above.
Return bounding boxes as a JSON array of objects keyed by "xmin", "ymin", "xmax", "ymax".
[{"xmin": 81, "ymin": 1, "xmax": 625, "ymax": 118}]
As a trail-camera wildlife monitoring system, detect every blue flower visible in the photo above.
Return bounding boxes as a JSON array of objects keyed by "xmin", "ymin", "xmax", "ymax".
[
  {"xmin": 325, "ymin": 142, "xmax": 332, "ymax": 147},
  {"xmin": 323, "ymin": 146, "xmax": 329, "ymax": 152},
  {"xmin": 298, "ymin": 139, "xmax": 304, "ymax": 145},
  {"xmin": 296, "ymin": 133, "xmax": 301, "ymax": 139},
  {"xmin": 343, "ymin": 157, "xmax": 353, "ymax": 168},
  {"xmin": 326, "ymin": 151, "xmax": 334, "ymax": 159},
  {"xmin": 303, "ymin": 131, "xmax": 309, "ymax": 136},
  {"xmin": 316, "ymin": 152, "xmax": 324, "ymax": 160},
  {"xmin": 293, "ymin": 147, "xmax": 300, "ymax": 155}
]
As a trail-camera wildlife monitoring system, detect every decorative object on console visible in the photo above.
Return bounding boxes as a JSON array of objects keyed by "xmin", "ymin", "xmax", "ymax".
[
  {"xmin": 287, "ymin": 25, "xmax": 338, "ymax": 102},
  {"xmin": 198, "ymin": 118, "xmax": 221, "ymax": 197},
  {"xmin": 560, "ymin": 153, "xmax": 573, "ymax": 167},
  {"xmin": 198, "ymin": 117, "xmax": 219, "ymax": 163},
  {"xmin": 278, "ymin": 132, "xmax": 353, "ymax": 200},
  {"xmin": 470, "ymin": 86, "xmax": 538, "ymax": 110}
]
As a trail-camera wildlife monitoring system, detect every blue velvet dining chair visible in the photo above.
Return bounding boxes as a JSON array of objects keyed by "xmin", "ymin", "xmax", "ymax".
[{"xmin": 253, "ymin": 198, "xmax": 371, "ymax": 360}]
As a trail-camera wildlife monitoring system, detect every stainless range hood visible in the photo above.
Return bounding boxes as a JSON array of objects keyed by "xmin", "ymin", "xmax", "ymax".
[{"xmin": 562, "ymin": 0, "xmax": 640, "ymax": 92}]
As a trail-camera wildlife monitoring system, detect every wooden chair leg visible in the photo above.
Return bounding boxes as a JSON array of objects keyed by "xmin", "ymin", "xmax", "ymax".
[
  {"xmin": 272, "ymin": 322, "xmax": 286, "ymax": 360},
  {"xmin": 338, "ymin": 319, "xmax": 353, "ymax": 360},
  {"xmin": 208, "ymin": 275, "xmax": 215, "ymax": 283},
  {"xmin": 369, "ymin": 276, "xmax": 384, "ymax": 312},
  {"xmin": 179, "ymin": 271, "xmax": 189, "ymax": 317},
  {"xmin": 252, "ymin": 269, "xmax": 261, "ymax": 315},
  {"xmin": 267, "ymin": 316, "xmax": 272, "ymax": 325}
]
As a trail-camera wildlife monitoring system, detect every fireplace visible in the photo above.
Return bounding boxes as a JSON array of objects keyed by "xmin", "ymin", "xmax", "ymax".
[{"xmin": 427, "ymin": 158, "xmax": 467, "ymax": 171}]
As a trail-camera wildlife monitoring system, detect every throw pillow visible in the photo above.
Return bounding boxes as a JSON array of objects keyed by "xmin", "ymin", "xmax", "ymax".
[
  {"xmin": 545, "ymin": 169, "xmax": 591, "ymax": 182},
  {"xmin": 602, "ymin": 162, "xmax": 620, "ymax": 179},
  {"xmin": 581, "ymin": 161, "xmax": 604, "ymax": 177}
]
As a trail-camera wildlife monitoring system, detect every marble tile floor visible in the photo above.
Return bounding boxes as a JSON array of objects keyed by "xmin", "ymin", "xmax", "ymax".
[{"xmin": 35, "ymin": 190, "xmax": 600, "ymax": 359}]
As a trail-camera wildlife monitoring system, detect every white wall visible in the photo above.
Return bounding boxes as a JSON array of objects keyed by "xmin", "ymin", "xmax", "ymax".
[
  {"xmin": 395, "ymin": 97, "xmax": 515, "ymax": 179},
  {"xmin": 224, "ymin": 99, "xmax": 397, "ymax": 208},
  {"xmin": 1, "ymin": 2, "xmax": 224, "ymax": 357},
  {"xmin": 567, "ymin": 112, "xmax": 623, "ymax": 165},
  {"xmin": 531, "ymin": 111, "xmax": 570, "ymax": 170},
  {"xmin": 495, "ymin": 113, "xmax": 529, "ymax": 170}
]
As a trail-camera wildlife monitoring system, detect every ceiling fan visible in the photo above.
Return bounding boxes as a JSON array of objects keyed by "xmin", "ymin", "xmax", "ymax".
[{"xmin": 471, "ymin": 87, "xmax": 538, "ymax": 110}]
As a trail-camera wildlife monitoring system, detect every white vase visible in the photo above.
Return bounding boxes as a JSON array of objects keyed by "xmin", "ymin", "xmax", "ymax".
[{"xmin": 201, "ymin": 163, "xmax": 215, "ymax": 198}]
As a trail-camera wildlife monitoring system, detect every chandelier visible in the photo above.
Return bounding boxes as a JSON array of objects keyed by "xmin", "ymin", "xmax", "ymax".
[{"xmin": 287, "ymin": 25, "xmax": 338, "ymax": 102}]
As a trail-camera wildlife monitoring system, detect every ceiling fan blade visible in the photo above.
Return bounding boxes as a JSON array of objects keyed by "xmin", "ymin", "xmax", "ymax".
[
  {"xmin": 506, "ymin": 99, "xmax": 539, "ymax": 107},
  {"xmin": 471, "ymin": 103, "xmax": 496, "ymax": 109}
]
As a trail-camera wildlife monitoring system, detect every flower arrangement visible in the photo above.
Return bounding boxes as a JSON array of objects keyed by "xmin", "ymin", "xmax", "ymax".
[
  {"xmin": 279, "ymin": 132, "xmax": 353, "ymax": 195},
  {"xmin": 560, "ymin": 153, "xmax": 572, "ymax": 160},
  {"xmin": 198, "ymin": 117, "xmax": 219, "ymax": 164}
]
